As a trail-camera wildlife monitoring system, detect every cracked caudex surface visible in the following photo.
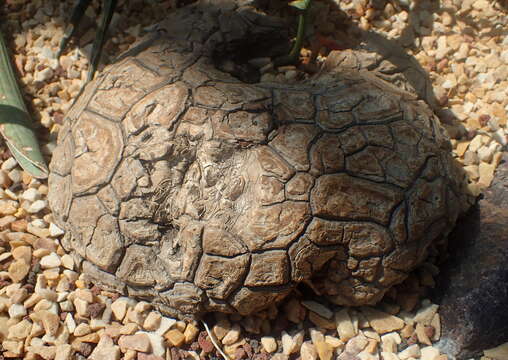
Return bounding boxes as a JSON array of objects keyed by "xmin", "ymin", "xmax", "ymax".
[{"xmin": 48, "ymin": 2, "xmax": 471, "ymax": 319}]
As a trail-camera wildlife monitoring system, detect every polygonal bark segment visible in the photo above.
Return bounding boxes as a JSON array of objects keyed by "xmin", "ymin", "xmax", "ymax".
[
  {"xmin": 309, "ymin": 134, "xmax": 344, "ymax": 176},
  {"xmin": 71, "ymin": 112, "xmax": 123, "ymax": 194},
  {"xmin": 237, "ymin": 202, "xmax": 310, "ymax": 251},
  {"xmin": 111, "ymin": 158, "xmax": 146, "ymax": 200},
  {"xmin": 116, "ymin": 245, "xmax": 159, "ymax": 286},
  {"xmin": 160, "ymin": 283, "xmax": 204, "ymax": 315},
  {"xmin": 123, "ymin": 82, "xmax": 189, "ymax": 135},
  {"xmin": 86, "ymin": 215, "xmax": 123, "ymax": 272},
  {"xmin": 269, "ymin": 124, "xmax": 319, "ymax": 171},
  {"xmin": 255, "ymin": 146, "xmax": 295, "ymax": 181},
  {"xmin": 346, "ymin": 147, "xmax": 385, "ymax": 181},
  {"xmin": 274, "ymin": 90, "xmax": 315, "ymax": 121},
  {"xmin": 244, "ymin": 250, "xmax": 289, "ymax": 287},
  {"xmin": 230, "ymin": 287, "xmax": 292, "ymax": 316},
  {"xmin": 257, "ymin": 175, "xmax": 285, "ymax": 205},
  {"xmin": 195, "ymin": 254, "xmax": 249, "ymax": 299},
  {"xmin": 311, "ymin": 174, "xmax": 403, "ymax": 224},
  {"xmin": 354, "ymin": 92, "xmax": 401, "ymax": 123},
  {"xmin": 202, "ymin": 227, "xmax": 248, "ymax": 257},
  {"xmin": 344, "ymin": 222, "xmax": 394, "ymax": 258},
  {"xmin": 88, "ymin": 59, "xmax": 160, "ymax": 120},
  {"xmin": 305, "ymin": 218, "xmax": 345, "ymax": 246},
  {"xmin": 49, "ymin": 133, "xmax": 73, "ymax": 176},
  {"xmin": 289, "ymin": 237, "xmax": 338, "ymax": 282},
  {"xmin": 286, "ymin": 172, "xmax": 314, "ymax": 201}
]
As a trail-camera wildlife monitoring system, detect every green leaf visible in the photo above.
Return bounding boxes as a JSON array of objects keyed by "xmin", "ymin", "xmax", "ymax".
[
  {"xmin": 0, "ymin": 30, "xmax": 49, "ymax": 179},
  {"xmin": 289, "ymin": 0, "xmax": 312, "ymax": 10}
]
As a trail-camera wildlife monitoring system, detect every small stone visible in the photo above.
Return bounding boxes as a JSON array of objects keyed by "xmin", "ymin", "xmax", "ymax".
[
  {"xmin": 398, "ymin": 344, "xmax": 420, "ymax": 360},
  {"xmin": 143, "ymin": 311, "xmax": 161, "ymax": 331},
  {"xmin": 360, "ymin": 308, "xmax": 405, "ymax": 334},
  {"xmin": 89, "ymin": 335, "xmax": 121, "ymax": 360},
  {"xmin": 415, "ymin": 323, "xmax": 432, "ymax": 345},
  {"xmin": 8, "ymin": 319, "xmax": 32, "ymax": 340},
  {"xmin": 183, "ymin": 323, "xmax": 199, "ymax": 343},
  {"xmin": 59, "ymin": 254, "xmax": 73, "ymax": 270},
  {"xmin": 8, "ymin": 260, "xmax": 30, "ymax": 282},
  {"xmin": 40, "ymin": 253, "xmax": 61, "ymax": 269},
  {"xmin": 420, "ymin": 346, "xmax": 440, "ymax": 360},
  {"xmin": 325, "ymin": 335, "xmax": 344, "ymax": 350},
  {"xmin": 118, "ymin": 333, "xmax": 151, "ymax": 352},
  {"xmin": 74, "ymin": 323, "xmax": 92, "ymax": 337},
  {"xmin": 345, "ymin": 333, "xmax": 369, "ymax": 355},
  {"xmin": 34, "ymin": 67, "xmax": 53, "ymax": 82},
  {"xmin": 213, "ymin": 318, "xmax": 231, "ymax": 340},
  {"xmin": 336, "ymin": 309, "xmax": 357, "ymax": 342},
  {"xmin": 165, "ymin": 329, "xmax": 185, "ymax": 347},
  {"xmin": 12, "ymin": 246, "xmax": 31, "ymax": 264},
  {"xmin": 155, "ymin": 316, "xmax": 176, "ymax": 336},
  {"xmin": 40, "ymin": 310, "xmax": 60, "ymax": 336},
  {"xmin": 380, "ymin": 352, "xmax": 400, "ymax": 360},
  {"xmin": 261, "ymin": 336, "xmax": 277, "ymax": 353},
  {"xmin": 49, "ymin": 223, "xmax": 65, "ymax": 237},
  {"xmin": 222, "ymin": 324, "xmax": 241, "ymax": 345},
  {"xmin": 55, "ymin": 344, "xmax": 73, "ymax": 360},
  {"xmin": 414, "ymin": 304, "xmax": 438, "ymax": 325},
  {"xmin": 74, "ymin": 298, "xmax": 89, "ymax": 317},
  {"xmin": 27, "ymin": 200, "xmax": 47, "ymax": 213},
  {"xmin": 282, "ymin": 330, "xmax": 304, "ymax": 355},
  {"xmin": 301, "ymin": 301, "xmax": 333, "ymax": 319},
  {"xmin": 301, "ymin": 341, "xmax": 318, "ymax": 360},
  {"xmin": 111, "ymin": 297, "xmax": 130, "ymax": 321},
  {"xmin": 309, "ymin": 311, "xmax": 336, "ymax": 330},
  {"xmin": 315, "ymin": 340, "xmax": 334, "ymax": 360},
  {"xmin": 64, "ymin": 313, "xmax": 76, "ymax": 334},
  {"xmin": 365, "ymin": 339, "xmax": 379, "ymax": 354},
  {"xmin": 484, "ymin": 342, "xmax": 508, "ymax": 359},
  {"xmin": 381, "ymin": 332, "xmax": 401, "ymax": 353},
  {"xmin": 430, "ymin": 314, "xmax": 440, "ymax": 341},
  {"xmin": 140, "ymin": 331, "xmax": 165, "ymax": 357},
  {"xmin": 8, "ymin": 303, "xmax": 27, "ymax": 318}
]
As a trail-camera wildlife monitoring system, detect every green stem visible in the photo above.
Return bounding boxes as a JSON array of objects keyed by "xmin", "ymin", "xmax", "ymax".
[
  {"xmin": 274, "ymin": 2, "xmax": 310, "ymax": 67},
  {"xmin": 0, "ymin": 30, "xmax": 49, "ymax": 179}
]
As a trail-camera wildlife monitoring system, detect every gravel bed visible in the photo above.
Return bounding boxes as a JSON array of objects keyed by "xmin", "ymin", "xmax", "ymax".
[{"xmin": 0, "ymin": 0, "xmax": 507, "ymax": 359}]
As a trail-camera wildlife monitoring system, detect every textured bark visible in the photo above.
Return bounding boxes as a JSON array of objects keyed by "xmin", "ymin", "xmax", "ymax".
[{"xmin": 48, "ymin": 1, "xmax": 472, "ymax": 319}]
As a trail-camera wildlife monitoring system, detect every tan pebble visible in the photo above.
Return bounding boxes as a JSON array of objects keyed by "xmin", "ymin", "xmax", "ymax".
[
  {"xmin": 315, "ymin": 340, "xmax": 334, "ymax": 360},
  {"xmin": 75, "ymin": 288, "xmax": 94, "ymax": 303},
  {"xmin": 398, "ymin": 344, "xmax": 420, "ymax": 360},
  {"xmin": 335, "ymin": 308, "xmax": 357, "ymax": 342},
  {"xmin": 345, "ymin": 333, "xmax": 369, "ymax": 355},
  {"xmin": 420, "ymin": 346, "xmax": 440, "ymax": 360},
  {"xmin": 363, "ymin": 330, "xmax": 381, "ymax": 342},
  {"xmin": 11, "ymin": 246, "xmax": 31, "ymax": 264},
  {"xmin": 143, "ymin": 311, "xmax": 161, "ymax": 331},
  {"xmin": 73, "ymin": 298, "xmax": 89, "ymax": 317},
  {"xmin": 381, "ymin": 352, "xmax": 400, "ymax": 360},
  {"xmin": 400, "ymin": 324, "xmax": 415, "ymax": 339},
  {"xmin": 39, "ymin": 310, "xmax": 60, "ymax": 336},
  {"xmin": 415, "ymin": 323, "xmax": 432, "ymax": 345},
  {"xmin": 118, "ymin": 333, "xmax": 151, "ymax": 352},
  {"xmin": 74, "ymin": 323, "xmax": 92, "ymax": 337},
  {"xmin": 155, "ymin": 316, "xmax": 176, "ymax": 336},
  {"xmin": 484, "ymin": 342, "xmax": 508, "ymax": 359},
  {"xmin": 43, "ymin": 268, "xmax": 60, "ymax": 281},
  {"xmin": 8, "ymin": 303, "xmax": 26, "ymax": 318},
  {"xmin": 282, "ymin": 330, "xmax": 304, "ymax": 355},
  {"xmin": 9, "ymin": 287, "xmax": 28, "ymax": 304},
  {"xmin": 88, "ymin": 335, "xmax": 120, "ymax": 360},
  {"xmin": 64, "ymin": 313, "xmax": 76, "ymax": 334},
  {"xmin": 381, "ymin": 332, "xmax": 401, "ymax": 353},
  {"xmin": 325, "ymin": 335, "xmax": 344, "ymax": 349},
  {"xmin": 8, "ymin": 260, "xmax": 30, "ymax": 283},
  {"xmin": 2, "ymin": 340, "xmax": 23, "ymax": 354},
  {"xmin": 164, "ymin": 329, "xmax": 185, "ymax": 347},
  {"xmin": 78, "ymin": 332, "xmax": 100, "ymax": 343},
  {"xmin": 7, "ymin": 318, "xmax": 32, "ymax": 340},
  {"xmin": 365, "ymin": 339, "xmax": 379, "ymax": 354},
  {"xmin": 360, "ymin": 308, "xmax": 405, "ymax": 334},
  {"xmin": 120, "ymin": 323, "xmax": 138, "ymax": 335},
  {"xmin": 430, "ymin": 314, "xmax": 440, "ymax": 341},
  {"xmin": 183, "ymin": 322, "xmax": 199, "ymax": 343},
  {"xmin": 174, "ymin": 320, "xmax": 186, "ymax": 332},
  {"xmin": 54, "ymin": 343, "xmax": 73, "ymax": 360},
  {"xmin": 33, "ymin": 248, "xmax": 51, "ymax": 258},
  {"xmin": 124, "ymin": 349, "xmax": 137, "ymax": 360},
  {"xmin": 301, "ymin": 341, "xmax": 318, "ymax": 360},
  {"xmin": 111, "ymin": 298, "xmax": 130, "ymax": 321},
  {"xmin": 222, "ymin": 323, "xmax": 241, "ymax": 345},
  {"xmin": 414, "ymin": 304, "xmax": 438, "ymax": 325},
  {"xmin": 301, "ymin": 301, "xmax": 333, "ymax": 320},
  {"xmin": 435, "ymin": 355, "xmax": 448, "ymax": 360},
  {"xmin": 309, "ymin": 311, "xmax": 336, "ymax": 330},
  {"xmin": 261, "ymin": 336, "xmax": 277, "ymax": 353},
  {"xmin": 213, "ymin": 318, "xmax": 231, "ymax": 340},
  {"xmin": 309, "ymin": 328, "xmax": 325, "ymax": 344},
  {"xmin": 60, "ymin": 254, "xmax": 74, "ymax": 270}
]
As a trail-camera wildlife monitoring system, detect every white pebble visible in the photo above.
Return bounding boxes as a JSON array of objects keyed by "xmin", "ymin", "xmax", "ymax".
[
  {"xmin": 27, "ymin": 200, "xmax": 47, "ymax": 213},
  {"xmin": 8, "ymin": 303, "xmax": 27, "ymax": 318},
  {"xmin": 34, "ymin": 67, "xmax": 54, "ymax": 82},
  {"xmin": 21, "ymin": 188, "xmax": 40, "ymax": 202},
  {"xmin": 40, "ymin": 253, "xmax": 62, "ymax": 269},
  {"xmin": 49, "ymin": 223, "xmax": 65, "ymax": 237},
  {"xmin": 1, "ymin": 158, "xmax": 18, "ymax": 171}
]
